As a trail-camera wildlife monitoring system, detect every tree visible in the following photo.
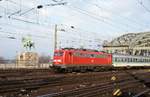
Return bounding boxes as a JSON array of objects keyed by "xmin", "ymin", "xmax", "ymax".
[
  {"xmin": 39, "ymin": 55, "xmax": 51, "ymax": 64},
  {"xmin": 0, "ymin": 56, "xmax": 6, "ymax": 64}
]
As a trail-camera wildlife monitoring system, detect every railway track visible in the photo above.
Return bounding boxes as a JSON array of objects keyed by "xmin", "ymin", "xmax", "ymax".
[
  {"xmin": 0, "ymin": 69, "xmax": 58, "ymax": 96},
  {"xmin": 36, "ymin": 69, "xmax": 150, "ymax": 97},
  {"xmin": 0, "ymin": 69, "xmax": 149, "ymax": 97},
  {"xmin": 37, "ymin": 78, "xmax": 149, "ymax": 97}
]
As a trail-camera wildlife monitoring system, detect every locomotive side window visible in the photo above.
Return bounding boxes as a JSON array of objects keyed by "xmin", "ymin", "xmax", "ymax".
[
  {"xmin": 95, "ymin": 54, "xmax": 107, "ymax": 58},
  {"xmin": 54, "ymin": 52, "xmax": 64, "ymax": 56},
  {"xmin": 73, "ymin": 52, "xmax": 80, "ymax": 56},
  {"xmin": 91, "ymin": 54, "xmax": 95, "ymax": 58},
  {"xmin": 73, "ymin": 52, "xmax": 108, "ymax": 58}
]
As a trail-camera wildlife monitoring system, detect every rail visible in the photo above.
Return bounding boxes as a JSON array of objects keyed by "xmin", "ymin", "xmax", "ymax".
[{"xmin": 133, "ymin": 89, "xmax": 150, "ymax": 97}]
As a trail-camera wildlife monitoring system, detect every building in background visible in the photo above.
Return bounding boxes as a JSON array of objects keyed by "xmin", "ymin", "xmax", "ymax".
[
  {"xmin": 103, "ymin": 32, "xmax": 150, "ymax": 56},
  {"xmin": 16, "ymin": 52, "xmax": 39, "ymax": 68}
]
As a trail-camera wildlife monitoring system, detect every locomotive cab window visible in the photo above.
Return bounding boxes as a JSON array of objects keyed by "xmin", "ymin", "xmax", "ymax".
[
  {"xmin": 69, "ymin": 52, "xmax": 72, "ymax": 55},
  {"xmin": 54, "ymin": 52, "xmax": 64, "ymax": 56}
]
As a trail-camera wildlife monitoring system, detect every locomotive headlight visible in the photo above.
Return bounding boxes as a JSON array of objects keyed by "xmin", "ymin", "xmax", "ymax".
[
  {"xmin": 91, "ymin": 60, "xmax": 94, "ymax": 63},
  {"xmin": 54, "ymin": 59, "xmax": 62, "ymax": 62}
]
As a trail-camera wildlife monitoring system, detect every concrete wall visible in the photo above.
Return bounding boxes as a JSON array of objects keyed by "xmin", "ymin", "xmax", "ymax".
[{"xmin": 0, "ymin": 63, "xmax": 50, "ymax": 69}]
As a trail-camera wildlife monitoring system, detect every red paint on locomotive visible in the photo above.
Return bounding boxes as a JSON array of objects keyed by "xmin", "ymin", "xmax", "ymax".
[{"xmin": 53, "ymin": 49, "xmax": 112, "ymax": 67}]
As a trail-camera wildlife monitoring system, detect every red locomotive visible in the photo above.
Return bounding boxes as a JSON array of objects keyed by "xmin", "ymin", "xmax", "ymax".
[
  {"xmin": 52, "ymin": 48, "xmax": 112, "ymax": 72},
  {"xmin": 52, "ymin": 48, "xmax": 150, "ymax": 72}
]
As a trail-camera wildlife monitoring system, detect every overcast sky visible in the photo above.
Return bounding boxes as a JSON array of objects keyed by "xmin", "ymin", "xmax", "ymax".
[{"xmin": 0, "ymin": 0, "xmax": 150, "ymax": 59}]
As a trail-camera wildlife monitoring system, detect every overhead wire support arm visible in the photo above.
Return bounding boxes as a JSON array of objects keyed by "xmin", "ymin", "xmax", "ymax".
[
  {"xmin": 8, "ymin": 10, "xmax": 21, "ymax": 18},
  {"xmin": 46, "ymin": 2, "xmax": 67, "ymax": 6},
  {"xmin": 137, "ymin": 0, "xmax": 150, "ymax": 13},
  {"xmin": 19, "ymin": 8, "xmax": 35, "ymax": 16},
  {"xmin": 7, "ymin": 1, "xmax": 67, "ymax": 25},
  {"xmin": 19, "ymin": 1, "xmax": 67, "ymax": 16}
]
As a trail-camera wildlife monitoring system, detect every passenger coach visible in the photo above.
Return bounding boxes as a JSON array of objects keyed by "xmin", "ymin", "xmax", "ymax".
[{"xmin": 113, "ymin": 54, "xmax": 150, "ymax": 67}]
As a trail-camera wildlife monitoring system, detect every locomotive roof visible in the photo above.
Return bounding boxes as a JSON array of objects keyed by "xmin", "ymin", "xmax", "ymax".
[
  {"xmin": 58, "ymin": 48, "xmax": 99, "ymax": 52},
  {"xmin": 55, "ymin": 48, "xmax": 108, "ymax": 54}
]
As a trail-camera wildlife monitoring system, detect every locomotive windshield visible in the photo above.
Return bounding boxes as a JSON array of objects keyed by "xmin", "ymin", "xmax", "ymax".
[{"xmin": 54, "ymin": 51, "xmax": 64, "ymax": 56}]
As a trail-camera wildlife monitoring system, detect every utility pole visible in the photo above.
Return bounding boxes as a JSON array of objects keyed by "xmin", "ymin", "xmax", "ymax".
[
  {"xmin": 54, "ymin": 24, "xmax": 57, "ymax": 50},
  {"xmin": 54, "ymin": 24, "xmax": 74, "ymax": 50}
]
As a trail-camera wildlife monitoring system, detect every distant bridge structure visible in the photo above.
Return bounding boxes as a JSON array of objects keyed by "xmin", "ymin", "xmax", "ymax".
[{"xmin": 103, "ymin": 32, "xmax": 150, "ymax": 56}]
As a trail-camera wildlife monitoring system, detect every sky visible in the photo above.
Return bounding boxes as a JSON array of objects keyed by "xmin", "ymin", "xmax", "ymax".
[{"xmin": 0, "ymin": 0, "xmax": 150, "ymax": 59}]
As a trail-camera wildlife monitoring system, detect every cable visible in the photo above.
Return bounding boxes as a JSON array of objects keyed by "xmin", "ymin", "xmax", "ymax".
[
  {"xmin": 82, "ymin": 0, "xmax": 150, "ymax": 31},
  {"xmin": 67, "ymin": 5, "xmax": 130, "ymax": 32},
  {"xmin": 58, "ymin": 28, "xmax": 101, "ymax": 43},
  {"xmin": 0, "ymin": 21, "xmax": 53, "ymax": 36},
  {"xmin": 71, "ymin": 5, "xmax": 146, "ymax": 32},
  {"xmin": 91, "ymin": 3, "xmax": 149, "ymax": 30},
  {"xmin": 0, "ymin": 21, "xmax": 98, "ymax": 44},
  {"xmin": 0, "ymin": 23, "xmax": 51, "ymax": 37},
  {"xmin": 137, "ymin": 0, "xmax": 150, "ymax": 13},
  {"xmin": 0, "ymin": 0, "xmax": 129, "ymax": 46},
  {"xmin": 0, "ymin": 30, "xmax": 52, "ymax": 39},
  {"xmin": 0, "ymin": 35, "xmax": 16, "ymax": 40}
]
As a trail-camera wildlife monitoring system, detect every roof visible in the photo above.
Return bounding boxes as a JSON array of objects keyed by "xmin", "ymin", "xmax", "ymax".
[{"xmin": 103, "ymin": 32, "xmax": 150, "ymax": 49}]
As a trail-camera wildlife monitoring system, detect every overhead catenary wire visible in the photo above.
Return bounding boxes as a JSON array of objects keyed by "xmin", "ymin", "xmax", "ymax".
[
  {"xmin": 0, "ymin": 19, "xmax": 100, "ymax": 47},
  {"xmin": 57, "ymin": 31, "xmax": 102, "ymax": 49},
  {"xmin": 137, "ymin": 0, "xmax": 150, "ymax": 13},
  {"xmin": 0, "ymin": 17, "xmax": 52, "ymax": 37},
  {"xmin": 0, "ymin": 0, "xmax": 131, "ymax": 37},
  {"xmin": 58, "ymin": 25, "xmax": 100, "ymax": 40},
  {"xmin": 66, "ymin": 5, "xmax": 129, "ymax": 32},
  {"xmin": 1, "ymin": 4, "xmax": 56, "ymax": 38},
  {"xmin": 3, "ymin": 1, "xmax": 41, "ymax": 26},
  {"xmin": 0, "ymin": 18, "xmax": 53, "ymax": 36},
  {"xmin": 65, "ymin": 1, "xmax": 150, "ymax": 37},
  {"xmin": 90, "ymin": 3, "xmax": 149, "ymax": 30},
  {"xmin": 60, "ymin": 24, "xmax": 105, "ymax": 39},
  {"xmin": 93, "ymin": 0, "xmax": 150, "ymax": 28},
  {"xmin": 56, "ymin": 27, "xmax": 102, "ymax": 49},
  {"xmin": 0, "ymin": 30, "xmax": 52, "ymax": 39},
  {"xmin": 73, "ymin": 0, "xmax": 150, "ymax": 36},
  {"xmin": 0, "ymin": 25, "xmax": 98, "ymax": 44},
  {"xmin": 67, "ymin": 5, "xmax": 146, "ymax": 33},
  {"xmin": 0, "ymin": 35, "xmax": 16, "ymax": 39},
  {"xmin": 0, "ymin": 0, "xmax": 149, "ymax": 44},
  {"xmin": 0, "ymin": 9, "xmax": 103, "ymax": 47}
]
